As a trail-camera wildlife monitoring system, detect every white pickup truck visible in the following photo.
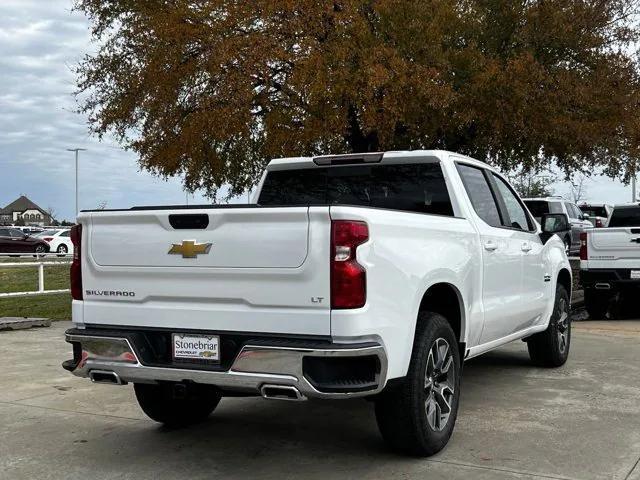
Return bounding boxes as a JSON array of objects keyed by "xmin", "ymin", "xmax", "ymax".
[
  {"xmin": 579, "ymin": 203, "xmax": 640, "ymax": 318},
  {"xmin": 63, "ymin": 150, "xmax": 572, "ymax": 456}
]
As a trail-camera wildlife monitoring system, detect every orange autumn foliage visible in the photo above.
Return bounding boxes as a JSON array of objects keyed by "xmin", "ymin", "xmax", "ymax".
[{"xmin": 75, "ymin": 0, "xmax": 640, "ymax": 197}]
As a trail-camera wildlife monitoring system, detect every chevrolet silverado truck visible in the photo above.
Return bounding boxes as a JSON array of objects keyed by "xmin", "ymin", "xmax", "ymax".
[
  {"xmin": 580, "ymin": 203, "xmax": 640, "ymax": 318},
  {"xmin": 63, "ymin": 150, "xmax": 572, "ymax": 456}
]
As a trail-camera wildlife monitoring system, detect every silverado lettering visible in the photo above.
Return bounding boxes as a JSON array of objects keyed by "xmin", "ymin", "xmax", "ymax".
[{"xmin": 85, "ymin": 290, "xmax": 135, "ymax": 297}]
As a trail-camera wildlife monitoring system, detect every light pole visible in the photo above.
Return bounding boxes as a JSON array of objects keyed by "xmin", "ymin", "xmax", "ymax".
[{"xmin": 67, "ymin": 148, "xmax": 87, "ymax": 217}]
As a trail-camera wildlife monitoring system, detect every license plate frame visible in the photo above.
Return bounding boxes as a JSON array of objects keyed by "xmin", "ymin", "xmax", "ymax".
[{"xmin": 172, "ymin": 333, "xmax": 220, "ymax": 363}]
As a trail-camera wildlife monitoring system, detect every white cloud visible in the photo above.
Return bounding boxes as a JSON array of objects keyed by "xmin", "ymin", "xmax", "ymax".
[{"xmin": 0, "ymin": 0, "xmax": 212, "ymax": 221}]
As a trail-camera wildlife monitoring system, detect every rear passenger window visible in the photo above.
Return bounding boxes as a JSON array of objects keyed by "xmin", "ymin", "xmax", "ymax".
[
  {"xmin": 457, "ymin": 164, "xmax": 502, "ymax": 227},
  {"xmin": 565, "ymin": 203, "xmax": 579, "ymax": 219}
]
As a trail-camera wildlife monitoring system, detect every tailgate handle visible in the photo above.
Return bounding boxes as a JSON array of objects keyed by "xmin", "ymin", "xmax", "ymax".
[{"xmin": 169, "ymin": 214, "xmax": 209, "ymax": 229}]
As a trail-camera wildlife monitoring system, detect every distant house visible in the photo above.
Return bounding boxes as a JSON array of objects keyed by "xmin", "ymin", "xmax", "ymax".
[{"xmin": 0, "ymin": 195, "xmax": 51, "ymax": 226}]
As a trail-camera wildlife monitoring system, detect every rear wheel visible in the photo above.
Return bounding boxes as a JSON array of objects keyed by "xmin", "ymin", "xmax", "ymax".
[
  {"xmin": 374, "ymin": 312, "xmax": 461, "ymax": 456},
  {"xmin": 527, "ymin": 285, "xmax": 571, "ymax": 367},
  {"xmin": 584, "ymin": 290, "xmax": 609, "ymax": 319},
  {"xmin": 134, "ymin": 382, "xmax": 221, "ymax": 427},
  {"xmin": 34, "ymin": 244, "xmax": 46, "ymax": 254},
  {"xmin": 56, "ymin": 244, "xmax": 68, "ymax": 257}
]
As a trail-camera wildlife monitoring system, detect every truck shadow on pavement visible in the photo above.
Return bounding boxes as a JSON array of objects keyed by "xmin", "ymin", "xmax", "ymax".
[{"xmin": 129, "ymin": 346, "xmax": 534, "ymax": 459}]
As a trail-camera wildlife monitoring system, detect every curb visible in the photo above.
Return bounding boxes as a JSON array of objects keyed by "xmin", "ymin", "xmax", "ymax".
[{"xmin": 0, "ymin": 317, "xmax": 51, "ymax": 331}]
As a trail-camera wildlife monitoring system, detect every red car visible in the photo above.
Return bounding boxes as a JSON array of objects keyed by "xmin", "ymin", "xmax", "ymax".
[{"xmin": 0, "ymin": 227, "xmax": 50, "ymax": 254}]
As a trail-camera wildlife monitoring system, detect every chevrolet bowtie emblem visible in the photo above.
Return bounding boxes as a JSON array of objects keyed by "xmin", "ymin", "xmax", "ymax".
[{"xmin": 168, "ymin": 240, "xmax": 212, "ymax": 258}]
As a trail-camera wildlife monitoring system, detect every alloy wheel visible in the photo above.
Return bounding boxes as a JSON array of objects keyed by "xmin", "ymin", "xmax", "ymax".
[{"xmin": 424, "ymin": 337, "xmax": 455, "ymax": 432}]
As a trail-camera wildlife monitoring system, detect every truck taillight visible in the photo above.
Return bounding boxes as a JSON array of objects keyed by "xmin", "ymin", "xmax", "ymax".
[
  {"xmin": 70, "ymin": 224, "xmax": 83, "ymax": 300},
  {"xmin": 331, "ymin": 220, "xmax": 368, "ymax": 309},
  {"xmin": 579, "ymin": 232, "xmax": 588, "ymax": 260}
]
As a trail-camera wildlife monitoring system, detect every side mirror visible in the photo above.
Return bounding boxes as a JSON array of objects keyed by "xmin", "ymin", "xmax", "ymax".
[{"xmin": 541, "ymin": 213, "xmax": 569, "ymax": 234}]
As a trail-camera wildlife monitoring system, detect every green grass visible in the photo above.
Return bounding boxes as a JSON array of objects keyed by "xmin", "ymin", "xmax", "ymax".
[
  {"xmin": 0, "ymin": 264, "xmax": 69, "ymax": 293},
  {"xmin": 0, "ymin": 260, "xmax": 72, "ymax": 320},
  {"xmin": 0, "ymin": 293, "xmax": 71, "ymax": 320}
]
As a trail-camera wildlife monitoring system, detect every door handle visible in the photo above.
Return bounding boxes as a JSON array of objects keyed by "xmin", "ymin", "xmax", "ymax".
[
  {"xmin": 521, "ymin": 242, "xmax": 532, "ymax": 252},
  {"xmin": 484, "ymin": 241, "xmax": 498, "ymax": 251}
]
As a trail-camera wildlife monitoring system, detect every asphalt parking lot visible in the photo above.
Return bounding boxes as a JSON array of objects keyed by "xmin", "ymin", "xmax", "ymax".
[{"xmin": 1, "ymin": 318, "xmax": 639, "ymax": 480}]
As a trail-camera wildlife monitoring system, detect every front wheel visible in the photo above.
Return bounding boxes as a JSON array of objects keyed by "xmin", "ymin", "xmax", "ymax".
[
  {"xmin": 134, "ymin": 382, "xmax": 221, "ymax": 427},
  {"xmin": 527, "ymin": 284, "xmax": 571, "ymax": 367},
  {"xmin": 374, "ymin": 312, "xmax": 461, "ymax": 456}
]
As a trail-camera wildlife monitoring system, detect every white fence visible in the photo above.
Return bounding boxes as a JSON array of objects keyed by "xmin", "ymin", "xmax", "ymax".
[{"xmin": 0, "ymin": 253, "xmax": 71, "ymax": 298}]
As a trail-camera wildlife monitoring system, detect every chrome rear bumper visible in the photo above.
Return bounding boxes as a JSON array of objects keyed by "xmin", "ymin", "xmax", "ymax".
[{"xmin": 64, "ymin": 332, "xmax": 387, "ymax": 400}]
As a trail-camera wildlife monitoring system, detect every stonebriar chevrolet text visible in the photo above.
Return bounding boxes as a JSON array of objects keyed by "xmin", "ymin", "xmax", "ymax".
[{"xmin": 63, "ymin": 150, "xmax": 572, "ymax": 456}]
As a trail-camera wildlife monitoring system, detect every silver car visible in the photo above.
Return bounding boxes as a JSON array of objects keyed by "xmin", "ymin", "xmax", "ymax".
[{"xmin": 524, "ymin": 197, "xmax": 593, "ymax": 255}]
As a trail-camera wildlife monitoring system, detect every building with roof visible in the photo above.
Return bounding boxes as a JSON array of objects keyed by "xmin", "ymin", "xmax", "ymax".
[{"xmin": 0, "ymin": 195, "xmax": 51, "ymax": 226}]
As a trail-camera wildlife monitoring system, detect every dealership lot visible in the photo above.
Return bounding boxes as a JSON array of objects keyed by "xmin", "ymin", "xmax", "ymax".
[{"xmin": 1, "ymin": 319, "xmax": 639, "ymax": 480}]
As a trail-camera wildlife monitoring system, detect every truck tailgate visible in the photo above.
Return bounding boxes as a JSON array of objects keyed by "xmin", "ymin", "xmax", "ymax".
[
  {"xmin": 587, "ymin": 227, "xmax": 640, "ymax": 268},
  {"xmin": 79, "ymin": 207, "xmax": 331, "ymax": 336}
]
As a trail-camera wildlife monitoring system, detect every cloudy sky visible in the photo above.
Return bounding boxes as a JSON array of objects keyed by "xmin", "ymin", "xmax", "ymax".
[{"xmin": 0, "ymin": 0, "xmax": 636, "ymax": 222}]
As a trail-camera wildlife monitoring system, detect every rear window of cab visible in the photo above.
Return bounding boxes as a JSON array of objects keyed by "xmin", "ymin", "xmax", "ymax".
[{"xmin": 258, "ymin": 163, "xmax": 454, "ymax": 216}]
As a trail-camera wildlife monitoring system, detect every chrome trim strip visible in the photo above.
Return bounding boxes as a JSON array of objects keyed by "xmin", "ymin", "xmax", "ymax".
[{"xmin": 65, "ymin": 334, "xmax": 388, "ymax": 399}]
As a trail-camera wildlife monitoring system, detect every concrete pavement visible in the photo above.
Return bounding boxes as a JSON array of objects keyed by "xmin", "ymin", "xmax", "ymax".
[{"xmin": 1, "ymin": 320, "xmax": 639, "ymax": 480}]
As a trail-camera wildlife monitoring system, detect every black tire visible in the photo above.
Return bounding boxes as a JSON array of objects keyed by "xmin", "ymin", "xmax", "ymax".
[
  {"xmin": 527, "ymin": 285, "xmax": 571, "ymax": 367},
  {"xmin": 134, "ymin": 382, "xmax": 221, "ymax": 427},
  {"xmin": 56, "ymin": 244, "xmax": 68, "ymax": 257},
  {"xmin": 374, "ymin": 312, "xmax": 461, "ymax": 456},
  {"xmin": 584, "ymin": 290, "xmax": 609, "ymax": 319},
  {"xmin": 34, "ymin": 244, "xmax": 46, "ymax": 254}
]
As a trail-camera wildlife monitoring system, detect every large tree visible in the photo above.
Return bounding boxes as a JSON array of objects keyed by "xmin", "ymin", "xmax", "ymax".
[{"xmin": 75, "ymin": 0, "xmax": 640, "ymax": 198}]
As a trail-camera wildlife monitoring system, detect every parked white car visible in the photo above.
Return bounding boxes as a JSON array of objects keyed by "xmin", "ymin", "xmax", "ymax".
[
  {"xmin": 39, "ymin": 228, "xmax": 72, "ymax": 255},
  {"xmin": 63, "ymin": 150, "xmax": 572, "ymax": 456}
]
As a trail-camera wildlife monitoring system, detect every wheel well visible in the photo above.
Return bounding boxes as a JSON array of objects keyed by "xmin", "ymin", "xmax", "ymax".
[
  {"xmin": 418, "ymin": 283, "xmax": 464, "ymax": 343},
  {"xmin": 557, "ymin": 268, "xmax": 572, "ymax": 297}
]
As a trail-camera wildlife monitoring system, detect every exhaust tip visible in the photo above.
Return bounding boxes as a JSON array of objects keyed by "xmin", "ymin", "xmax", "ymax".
[
  {"xmin": 260, "ymin": 384, "xmax": 305, "ymax": 401},
  {"xmin": 89, "ymin": 370, "xmax": 125, "ymax": 385}
]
